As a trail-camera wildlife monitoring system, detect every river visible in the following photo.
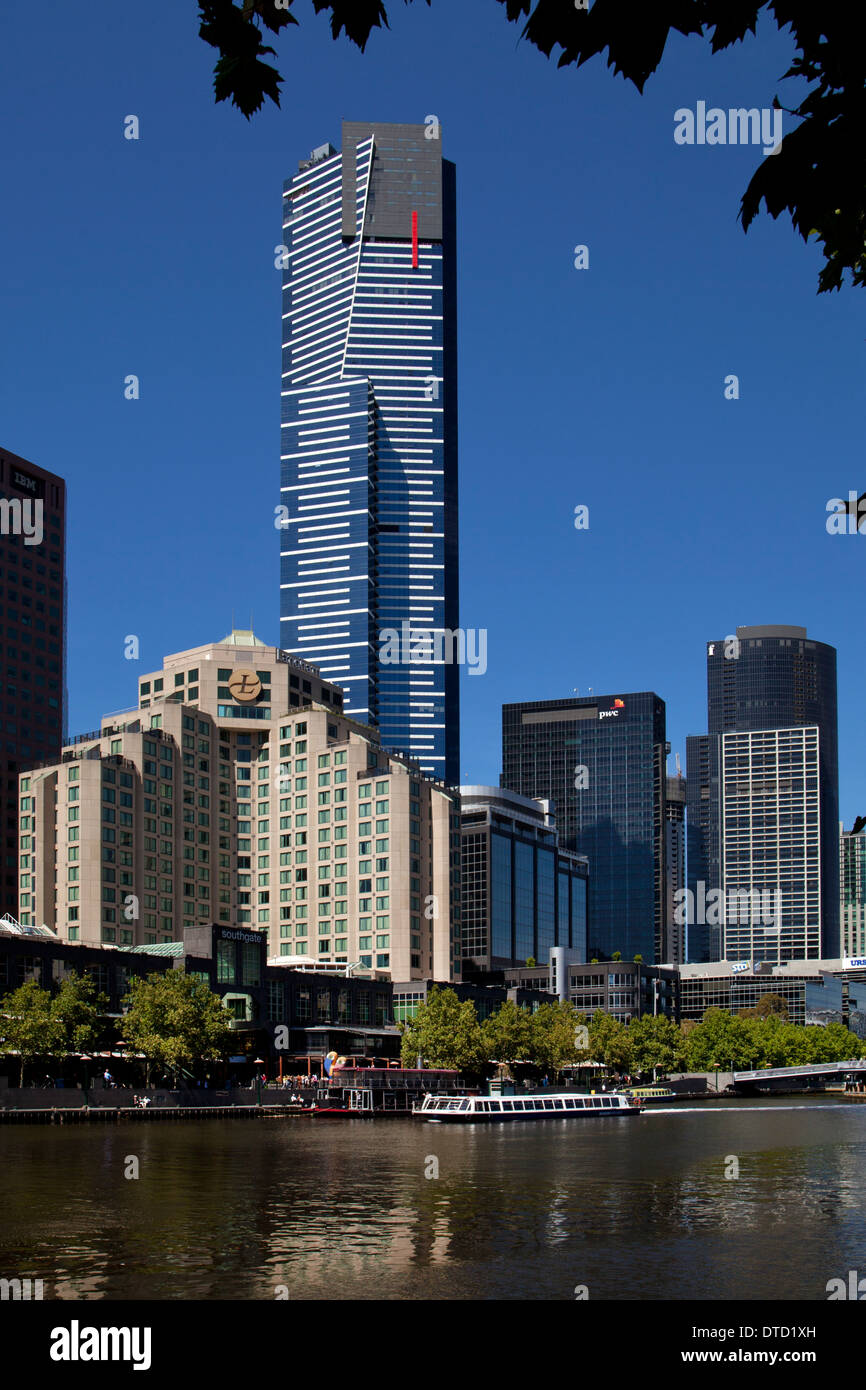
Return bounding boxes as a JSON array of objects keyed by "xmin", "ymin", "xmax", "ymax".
[{"xmin": 3, "ymin": 1095, "xmax": 864, "ymax": 1300}]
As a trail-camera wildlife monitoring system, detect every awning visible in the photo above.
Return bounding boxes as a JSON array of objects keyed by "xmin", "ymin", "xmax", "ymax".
[{"xmin": 296, "ymin": 1024, "xmax": 400, "ymax": 1036}]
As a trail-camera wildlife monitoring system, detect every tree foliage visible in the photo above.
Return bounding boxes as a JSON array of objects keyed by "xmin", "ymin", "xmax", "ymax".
[
  {"xmin": 628, "ymin": 1013, "xmax": 687, "ymax": 1073},
  {"xmin": 0, "ymin": 973, "xmax": 107, "ymax": 1085},
  {"xmin": 400, "ymin": 986, "xmax": 864, "ymax": 1077},
  {"xmin": 738, "ymin": 991, "xmax": 790, "ymax": 1021},
  {"xmin": 51, "ymin": 973, "xmax": 108, "ymax": 1055},
  {"xmin": 530, "ymin": 1000, "xmax": 586, "ymax": 1072},
  {"xmin": 0, "ymin": 981, "xmax": 61, "ymax": 1085},
  {"xmin": 588, "ymin": 1009, "xmax": 632, "ymax": 1070},
  {"xmin": 682, "ymin": 1005, "xmax": 864, "ymax": 1070},
  {"xmin": 399, "ymin": 985, "xmax": 485, "ymax": 1071},
  {"xmin": 121, "ymin": 971, "xmax": 234, "ymax": 1079},
  {"xmin": 480, "ymin": 998, "xmax": 532, "ymax": 1067},
  {"xmin": 196, "ymin": 1, "xmax": 866, "ymax": 293}
]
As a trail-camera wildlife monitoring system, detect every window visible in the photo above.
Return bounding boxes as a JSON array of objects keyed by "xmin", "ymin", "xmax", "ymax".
[{"xmin": 217, "ymin": 939, "xmax": 234, "ymax": 983}]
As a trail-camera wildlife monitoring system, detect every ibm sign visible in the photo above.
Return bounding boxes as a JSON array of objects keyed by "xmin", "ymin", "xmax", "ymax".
[{"xmin": 11, "ymin": 468, "xmax": 43, "ymax": 498}]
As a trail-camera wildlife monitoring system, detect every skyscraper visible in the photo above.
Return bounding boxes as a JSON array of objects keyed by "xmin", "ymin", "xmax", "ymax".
[
  {"xmin": 0, "ymin": 446, "xmax": 66, "ymax": 919},
  {"xmin": 458, "ymin": 785, "xmax": 588, "ymax": 973},
  {"xmin": 279, "ymin": 121, "xmax": 459, "ymax": 785},
  {"xmin": 501, "ymin": 693, "xmax": 668, "ymax": 963},
  {"xmin": 840, "ymin": 821, "xmax": 866, "ymax": 961},
  {"xmin": 686, "ymin": 625, "xmax": 839, "ymax": 962},
  {"xmin": 665, "ymin": 772, "xmax": 686, "ymax": 964}
]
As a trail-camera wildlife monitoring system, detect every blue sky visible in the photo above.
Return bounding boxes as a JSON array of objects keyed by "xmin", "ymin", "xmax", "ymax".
[{"xmin": 0, "ymin": 1, "xmax": 862, "ymax": 820}]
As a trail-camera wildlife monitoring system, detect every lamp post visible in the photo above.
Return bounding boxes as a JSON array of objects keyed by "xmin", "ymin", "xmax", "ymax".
[{"xmin": 712, "ymin": 1061, "xmax": 720, "ymax": 1093}]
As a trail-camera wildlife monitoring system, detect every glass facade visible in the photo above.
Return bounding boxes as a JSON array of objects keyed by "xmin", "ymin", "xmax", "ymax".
[
  {"xmin": 0, "ymin": 447, "xmax": 66, "ymax": 920},
  {"xmin": 501, "ymin": 693, "xmax": 666, "ymax": 963},
  {"xmin": 279, "ymin": 122, "xmax": 459, "ymax": 784},
  {"xmin": 490, "ymin": 831, "xmax": 512, "ymax": 961},
  {"xmin": 841, "ymin": 826, "xmax": 866, "ymax": 959},
  {"xmin": 721, "ymin": 727, "xmax": 820, "ymax": 962},
  {"xmin": 460, "ymin": 789, "xmax": 589, "ymax": 970},
  {"xmin": 687, "ymin": 626, "xmax": 839, "ymax": 961}
]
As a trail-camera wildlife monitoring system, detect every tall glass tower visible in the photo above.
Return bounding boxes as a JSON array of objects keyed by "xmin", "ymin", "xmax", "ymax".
[
  {"xmin": 279, "ymin": 121, "xmax": 459, "ymax": 785},
  {"xmin": 686, "ymin": 625, "xmax": 839, "ymax": 962},
  {"xmin": 501, "ymin": 692, "xmax": 668, "ymax": 964}
]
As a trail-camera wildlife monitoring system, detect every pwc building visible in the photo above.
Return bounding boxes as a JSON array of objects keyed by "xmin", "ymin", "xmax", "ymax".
[
  {"xmin": 501, "ymin": 693, "xmax": 669, "ymax": 964},
  {"xmin": 686, "ymin": 625, "xmax": 839, "ymax": 963},
  {"xmin": 279, "ymin": 121, "xmax": 459, "ymax": 786}
]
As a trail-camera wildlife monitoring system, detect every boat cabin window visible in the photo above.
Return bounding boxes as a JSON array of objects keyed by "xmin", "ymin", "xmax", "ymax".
[
  {"xmin": 553, "ymin": 1099, "xmax": 564, "ymax": 1109},
  {"xmin": 489, "ymin": 1101, "xmax": 502, "ymax": 1111}
]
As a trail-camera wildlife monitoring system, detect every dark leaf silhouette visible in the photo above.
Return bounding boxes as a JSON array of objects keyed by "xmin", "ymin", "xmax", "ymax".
[{"xmin": 196, "ymin": 0, "xmax": 866, "ymax": 292}]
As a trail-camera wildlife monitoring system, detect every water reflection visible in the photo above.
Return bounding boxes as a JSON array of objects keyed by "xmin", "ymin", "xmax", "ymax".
[{"xmin": 1, "ymin": 1098, "xmax": 864, "ymax": 1300}]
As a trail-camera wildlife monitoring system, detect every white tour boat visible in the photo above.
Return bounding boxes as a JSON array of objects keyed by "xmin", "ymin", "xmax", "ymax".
[{"xmin": 416, "ymin": 1091, "xmax": 643, "ymax": 1123}]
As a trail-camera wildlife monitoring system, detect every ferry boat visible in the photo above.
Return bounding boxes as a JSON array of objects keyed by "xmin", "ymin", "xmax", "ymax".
[
  {"xmin": 417, "ymin": 1091, "xmax": 642, "ymax": 1123},
  {"xmin": 620, "ymin": 1085, "xmax": 676, "ymax": 1103}
]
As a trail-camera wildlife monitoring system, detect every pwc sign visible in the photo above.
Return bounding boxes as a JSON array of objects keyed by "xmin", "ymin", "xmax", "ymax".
[{"xmin": 598, "ymin": 699, "xmax": 625, "ymax": 721}]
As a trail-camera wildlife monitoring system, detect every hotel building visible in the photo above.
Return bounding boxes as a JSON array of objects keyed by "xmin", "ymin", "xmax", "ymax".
[
  {"xmin": 18, "ymin": 631, "xmax": 460, "ymax": 980},
  {"xmin": 278, "ymin": 121, "xmax": 460, "ymax": 785}
]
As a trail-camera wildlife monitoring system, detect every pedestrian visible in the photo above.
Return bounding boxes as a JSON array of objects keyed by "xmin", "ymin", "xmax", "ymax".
[{"xmin": 103, "ymin": 1068, "xmax": 112, "ymax": 1088}]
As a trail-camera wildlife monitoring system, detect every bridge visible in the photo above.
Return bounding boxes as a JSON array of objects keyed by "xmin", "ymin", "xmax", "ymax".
[{"xmin": 732, "ymin": 1059, "xmax": 866, "ymax": 1084}]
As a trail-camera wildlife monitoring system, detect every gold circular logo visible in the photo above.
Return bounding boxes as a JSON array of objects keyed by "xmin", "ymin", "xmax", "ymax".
[{"xmin": 227, "ymin": 669, "xmax": 262, "ymax": 703}]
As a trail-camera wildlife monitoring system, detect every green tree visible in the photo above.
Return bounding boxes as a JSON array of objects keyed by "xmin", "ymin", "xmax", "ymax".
[
  {"xmin": 738, "ymin": 992, "xmax": 790, "ymax": 1021},
  {"xmin": 0, "ymin": 981, "xmax": 62, "ymax": 1085},
  {"xmin": 481, "ymin": 999, "xmax": 532, "ymax": 1070},
  {"xmin": 51, "ymin": 972, "xmax": 107, "ymax": 1057},
  {"xmin": 745, "ymin": 1013, "xmax": 788, "ymax": 1067},
  {"xmin": 686, "ymin": 1007, "xmax": 756, "ymax": 1071},
  {"xmin": 399, "ymin": 986, "xmax": 485, "ymax": 1072},
  {"xmin": 530, "ymin": 1000, "xmax": 586, "ymax": 1073},
  {"xmin": 197, "ymin": 2, "xmax": 866, "ymax": 295},
  {"xmin": 628, "ymin": 1014, "xmax": 686, "ymax": 1075},
  {"xmin": 587, "ymin": 1009, "xmax": 632, "ymax": 1071},
  {"xmin": 121, "ymin": 972, "xmax": 234, "ymax": 1082}
]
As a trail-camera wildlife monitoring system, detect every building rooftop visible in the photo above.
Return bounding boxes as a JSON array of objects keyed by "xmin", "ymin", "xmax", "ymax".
[
  {"xmin": 130, "ymin": 941, "xmax": 185, "ymax": 957},
  {"xmin": 218, "ymin": 629, "xmax": 269, "ymax": 648},
  {"xmin": 0, "ymin": 913, "xmax": 57, "ymax": 938}
]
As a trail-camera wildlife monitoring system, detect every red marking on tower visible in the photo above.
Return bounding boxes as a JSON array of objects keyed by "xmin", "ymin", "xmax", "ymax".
[{"xmin": 411, "ymin": 211, "xmax": 418, "ymax": 268}]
